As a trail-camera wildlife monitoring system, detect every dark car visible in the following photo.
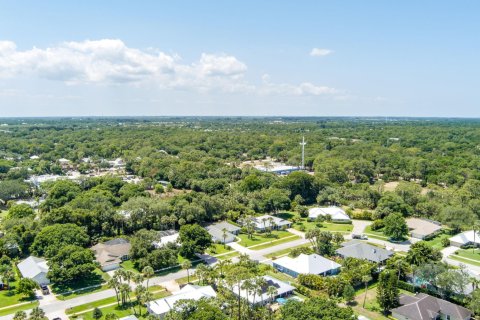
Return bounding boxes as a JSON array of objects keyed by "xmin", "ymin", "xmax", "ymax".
[
  {"xmin": 40, "ymin": 284, "xmax": 49, "ymax": 295},
  {"xmin": 52, "ymin": 317, "xmax": 62, "ymax": 320}
]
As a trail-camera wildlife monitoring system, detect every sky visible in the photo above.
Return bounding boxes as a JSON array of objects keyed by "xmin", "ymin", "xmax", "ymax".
[{"xmin": 0, "ymin": 1, "xmax": 479, "ymax": 117}]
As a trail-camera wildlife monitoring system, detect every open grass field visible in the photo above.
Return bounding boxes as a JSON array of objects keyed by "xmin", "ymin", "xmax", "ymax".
[
  {"xmin": 206, "ymin": 243, "xmax": 234, "ymax": 255},
  {"xmin": 237, "ymin": 230, "xmax": 296, "ymax": 247}
]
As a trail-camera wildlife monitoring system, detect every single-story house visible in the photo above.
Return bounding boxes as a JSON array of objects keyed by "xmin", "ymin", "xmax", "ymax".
[
  {"xmin": 231, "ymin": 275, "xmax": 295, "ymax": 305},
  {"xmin": 241, "ymin": 215, "xmax": 292, "ymax": 232},
  {"xmin": 17, "ymin": 256, "xmax": 50, "ymax": 285},
  {"xmin": 406, "ymin": 218, "xmax": 442, "ymax": 239},
  {"xmin": 308, "ymin": 207, "xmax": 351, "ymax": 222},
  {"xmin": 273, "ymin": 253, "xmax": 341, "ymax": 277},
  {"xmin": 147, "ymin": 284, "xmax": 216, "ymax": 318},
  {"xmin": 450, "ymin": 230, "xmax": 480, "ymax": 248},
  {"xmin": 391, "ymin": 293, "xmax": 471, "ymax": 320},
  {"xmin": 254, "ymin": 163, "xmax": 301, "ymax": 175},
  {"xmin": 153, "ymin": 230, "xmax": 179, "ymax": 248},
  {"xmin": 92, "ymin": 238, "xmax": 131, "ymax": 271},
  {"xmin": 336, "ymin": 240, "xmax": 394, "ymax": 264},
  {"xmin": 206, "ymin": 221, "xmax": 241, "ymax": 244}
]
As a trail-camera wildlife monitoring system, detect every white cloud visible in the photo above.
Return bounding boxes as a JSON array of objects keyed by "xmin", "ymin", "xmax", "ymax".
[
  {"xmin": 0, "ymin": 39, "xmax": 344, "ymax": 97},
  {"xmin": 310, "ymin": 48, "xmax": 333, "ymax": 57},
  {"xmin": 260, "ymin": 74, "xmax": 339, "ymax": 96},
  {"xmin": 0, "ymin": 39, "xmax": 249, "ymax": 92}
]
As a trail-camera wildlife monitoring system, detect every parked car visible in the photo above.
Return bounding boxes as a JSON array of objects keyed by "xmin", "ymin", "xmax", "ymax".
[
  {"xmin": 352, "ymin": 234, "xmax": 368, "ymax": 240},
  {"xmin": 40, "ymin": 284, "xmax": 49, "ymax": 295}
]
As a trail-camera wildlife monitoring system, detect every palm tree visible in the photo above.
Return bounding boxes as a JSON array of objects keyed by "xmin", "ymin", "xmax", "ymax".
[
  {"xmin": 362, "ymin": 274, "xmax": 372, "ymax": 308},
  {"xmin": 142, "ymin": 266, "xmax": 154, "ymax": 291},
  {"xmin": 268, "ymin": 217, "xmax": 275, "ymax": 234},
  {"xmin": 120, "ymin": 283, "xmax": 132, "ymax": 306},
  {"xmin": 2, "ymin": 268, "xmax": 14, "ymax": 290},
  {"xmin": 473, "ymin": 220, "xmax": 480, "ymax": 254},
  {"xmin": 216, "ymin": 259, "xmax": 231, "ymax": 278},
  {"xmin": 267, "ymin": 286, "xmax": 278, "ymax": 303},
  {"xmin": 262, "ymin": 218, "xmax": 267, "ymax": 233},
  {"xmin": 108, "ymin": 277, "xmax": 121, "ymax": 306},
  {"xmin": 267, "ymin": 286, "xmax": 278, "ymax": 320},
  {"xmin": 134, "ymin": 284, "xmax": 147, "ymax": 315},
  {"xmin": 13, "ymin": 311, "xmax": 27, "ymax": 320},
  {"xmin": 195, "ymin": 264, "xmax": 208, "ymax": 285},
  {"xmin": 222, "ymin": 227, "xmax": 228, "ymax": 247},
  {"xmin": 181, "ymin": 261, "xmax": 192, "ymax": 283},
  {"xmin": 29, "ymin": 307, "xmax": 45, "ymax": 320}
]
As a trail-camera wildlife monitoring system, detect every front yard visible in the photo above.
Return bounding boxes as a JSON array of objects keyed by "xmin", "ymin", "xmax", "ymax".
[
  {"xmin": 53, "ymin": 268, "xmax": 110, "ymax": 300},
  {"xmin": 237, "ymin": 230, "xmax": 299, "ymax": 248},
  {"xmin": 449, "ymin": 248, "xmax": 480, "ymax": 266},
  {"xmin": 0, "ymin": 269, "xmax": 37, "ymax": 308}
]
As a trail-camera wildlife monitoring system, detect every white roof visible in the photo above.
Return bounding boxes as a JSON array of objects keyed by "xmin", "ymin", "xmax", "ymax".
[
  {"xmin": 119, "ymin": 316, "xmax": 138, "ymax": 320},
  {"xmin": 253, "ymin": 215, "xmax": 291, "ymax": 229},
  {"xmin": 147, "ymin": 285, "xmax": 216, "ymax": 316},
  {"xmin": 58, "ymin": 158, "xmax": 70, "ymax": 163},
  {"xmin": 255, "ymin": 164, "xmax": 300, "ymax": 173},
  {"xmin": 308, "ymin": 207, "xmax": 350, "ymax": 221},
  {"xmin": 274, "ymin": 253, "xmax": 341, "ymax": 275},
  {"xmin": 152, "ymin": 233, "xmax": 179, "ymax": 248},
  {"xmin": 232, "ymin": 275, "xmax": 295, "ymax": 304},
  {"xmin": 29, "ymin": 155, "xmax": 40, "ymax": 160},
  {"xmin": 450, "ymin": 230, "xmax": 480, "ymax": 245},
  {"xmin": 17, "ymin": 256, "xmax": 49, "ymax": 279}
]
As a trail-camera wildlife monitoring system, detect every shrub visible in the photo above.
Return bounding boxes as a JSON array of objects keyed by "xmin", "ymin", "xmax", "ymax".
[
  {"xmin": 370, "ymin": 219, "xmax": 385, "ymax": 231},
  {"xmin": 351, "ymin": 210, "xmax": 373, "ymax": 220},
  {"xmin": 441, "ymin": 237, "xmax": 450, "ymax": 248}
]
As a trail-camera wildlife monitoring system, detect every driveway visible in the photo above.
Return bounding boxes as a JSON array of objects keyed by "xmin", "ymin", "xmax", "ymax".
[{"xmin": 350, "ymin": 220, "xmax": 372, "ymax": 238}]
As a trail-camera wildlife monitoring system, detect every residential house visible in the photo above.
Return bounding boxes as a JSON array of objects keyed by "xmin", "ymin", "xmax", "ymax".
[
  {"xmin": 147, "ymin": 284, "xmax": 216, "ymax": 318},
  {"xmin": 406, "ymin": 218, "xmax": 442, "ymax": 239},
  {"xmin": 206, "ymin": 221, "xmax": 241, "ymax": 244},
  {"xmin": 273, "ymin": 253, "xmax": 341, "ymax": 277},
  {"xmin": 17, "ymin": 256, "xmax": 50, "ymax": 285},
  {"xmin": 91, "ymin": 238, "xmax": 131, "ymax": 271},
  {"xmin": 391, "ymin": 293, "xmax": 471, "ymax": 320},
  {"xmin": 152, "ymin": 230, "xmax": 179, "ymax": 248},
  {"xmin": 241, "ymin": 215, "xmax": 292, "ymax": 232},
  {"xmin": 231, "ymin": 275, "xmax": 295, "ymax": 305},
  {"xmin": 336, "ymin": 240, "xmax": 394, "ymax": 264},
  {"xmin": 450, "ymin": 230, "xmax": 480, "ymax": 248},
  {"xmin": 308, "ymin": 207, "xmax": 351, "ymax": 222}
]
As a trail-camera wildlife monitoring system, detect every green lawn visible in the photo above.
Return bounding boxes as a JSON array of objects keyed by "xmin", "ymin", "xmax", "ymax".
[
  {"xmin": 250, "ymin": 235, "xmax": 301, "ymax": 251},
  {"xmin": 293, "ymin": 220, "xmax": 353, "ymax": 233},
  {"xmin": 67, "ymin": 286, "xmax": 167, "ymax": 315},
  {"xmin": 449, "ymin": 249, "xmax": 480, "ymax": 266},
  {"xmin": 449, "ymin": 255, "xmax": 480, "ymax": 267},
  {"xmin": 265, "ymin": 243, "xmax": 312, "ymax": 259},
  {"xmin": 0, "ymin": 279, "xmax": 36, "ymax": 308},
  {"xmin": 237, "ymin": 230, "xmax": 297, "ymax": 247},
  {"xmin": 120, "ymin": 260, "xmax": 140, "ymax": 273},
  {"xmin": 423, "ymin": 233, "xmax": 450, "ymax": 250},
  {"xmin": 206, "ymin": 243, "xmax": 234, "ymax": 255},
  {"xmin": 363, "ymin": 226, "xmax": 388, "ymax": 239},
  {"xmin": 0, "ymin": 301, "xmax": 39, "ymax": 317},
  {"xmin": 216, "ymin": 251, "xmax": 240, "ymax": 260}
]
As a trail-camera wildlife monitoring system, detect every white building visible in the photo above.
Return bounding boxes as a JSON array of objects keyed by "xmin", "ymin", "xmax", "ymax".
[
  {"xmin": 17, "ymin": 256, "xmax": 50, "ymax": 285},
  {"xmin": 231, "ymin": 275, "xmax": 295, "ymax": 305},
  {"xmin": 153, "ymin": 230, "xmax": 180, "ymax": 248},
  {"xmin": 308, "ymin": 207, "xmax": 351, "ymax": 222},
  {"xmin": 450, "ymin": 230, "xmax": 480, "ymax": 248},
  {"xmin": 147, "ymin": 285, "xmax": 216, "ymax": 318},
  {"xmin": 273, "ymin": 253, "xmax": 341, "ymax": 278},
  {"xmin": 241, "ymin": 215, "xmax": 292, "ymax": 232}
]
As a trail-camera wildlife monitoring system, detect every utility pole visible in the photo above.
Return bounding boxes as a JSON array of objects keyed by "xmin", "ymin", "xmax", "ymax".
[{"xmin": 300, "ymin": 136, "xmax": 306, "ymax": 170}]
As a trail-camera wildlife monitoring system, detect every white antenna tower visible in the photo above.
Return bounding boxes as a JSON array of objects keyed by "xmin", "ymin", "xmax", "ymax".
[{"xmin": 300, "ymin": 136, "xmax": 307, "ymax": 170}]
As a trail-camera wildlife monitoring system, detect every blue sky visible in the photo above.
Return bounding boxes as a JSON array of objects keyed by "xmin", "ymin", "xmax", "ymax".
[{"xmin": 0, "ymin": 1, "xmax": 479, "ymax": 117}]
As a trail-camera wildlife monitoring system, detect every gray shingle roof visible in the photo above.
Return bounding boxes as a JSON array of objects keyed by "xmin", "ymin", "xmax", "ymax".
[
  {"xmin": 336, "ymin": 241, "xmax": 393, "ymax": 263},
  {"xmin": 391, "ymin": 293, "xmax": 472, "ymax": 320}
]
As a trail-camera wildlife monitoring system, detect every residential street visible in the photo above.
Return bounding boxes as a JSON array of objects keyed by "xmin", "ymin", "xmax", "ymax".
[{"xmin": 1, "ymin": 220, "xmax": 478, "ymax": 320}]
